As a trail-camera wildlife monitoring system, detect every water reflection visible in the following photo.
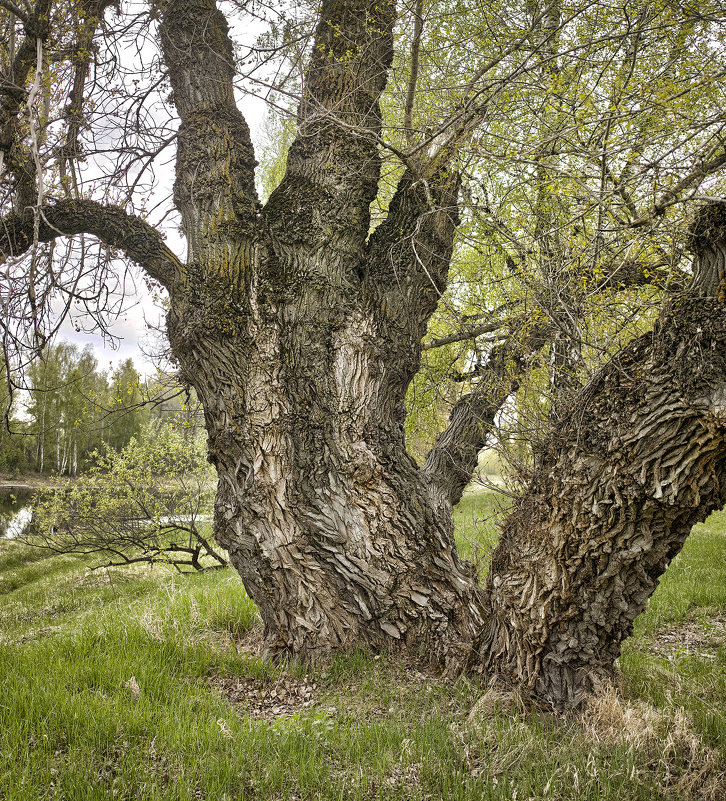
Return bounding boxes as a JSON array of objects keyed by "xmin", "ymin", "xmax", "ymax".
[{"xmin": 0, "ymin": 489, "xmax": 34, "ymax": 539}]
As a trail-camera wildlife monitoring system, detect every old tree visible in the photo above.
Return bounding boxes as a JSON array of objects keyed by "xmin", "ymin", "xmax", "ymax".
[{"xmin": 2, "ymin": 0, "xmax": 726, "ymax": 709}]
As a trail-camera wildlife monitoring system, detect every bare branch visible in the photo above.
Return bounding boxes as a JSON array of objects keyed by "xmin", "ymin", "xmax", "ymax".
[
  {"xmin": 403, "ymin": 0, "xmax": 424, "ymax": 147},
  {"xmin": 422, "ymin": 318, "xmax": 511, "ymax": 351},
  {"xmin": 0, "ymin": 0, "xmax": 52, "ymax": 209},
  {"xmin": 57, "ymin": 0, "xmax": 116, "ymax": 195},
  {"xmin": 0, "ymin": 199, "xmax": 184, "ymax": 290},
  {"xmin": 0, "ymin": 0, "xmax": 30, "ymax": 26},
  {"xmin": 629, "ymin": 138, "xmax": 726, "ymax": 227}
]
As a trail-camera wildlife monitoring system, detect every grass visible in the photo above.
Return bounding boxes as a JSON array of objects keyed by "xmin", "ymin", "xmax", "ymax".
[
  {"xmin": 452, "ymin": 490, "xmax": 506, "ymax": 566},
  {"xmin": 0, "ymin": 496, "xmax": 724, "ymax": 800}
]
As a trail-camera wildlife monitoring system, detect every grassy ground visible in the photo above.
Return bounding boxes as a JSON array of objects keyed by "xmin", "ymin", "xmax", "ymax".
[{"xmin": 1, "ymin": 493, "xmax": 724, "ymax": 800}]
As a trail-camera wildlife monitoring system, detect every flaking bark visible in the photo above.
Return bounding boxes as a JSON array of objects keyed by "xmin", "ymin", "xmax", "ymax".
[
  {"xmin": 1, "ymin": 0, "xmax": 725, "ymax": 711},
  {"xmin": 160, "ymin": 0, "xmax": 485, "ymax": 664}
]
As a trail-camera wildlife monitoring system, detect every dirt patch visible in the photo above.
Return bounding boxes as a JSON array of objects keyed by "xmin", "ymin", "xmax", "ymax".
[
  {"xmin": 212, "ymin": 674, "xmax": 320, "ymax": 721},
  {"xmin": 647, "ymin": 612, "xmax": 726, "ymax": 660}
]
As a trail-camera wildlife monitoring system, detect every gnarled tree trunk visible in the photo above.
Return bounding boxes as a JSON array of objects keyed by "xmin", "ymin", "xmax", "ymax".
[
  {"xmin": 2, "ymin": 0, "xmax": 725, "ymax": 714},
  {"xmin": 472, "ymin": 205, "xmax": 726, "ymax": 709},
  {"xmin": 158, "ymin": 0, "xmax": 485, "ymax": 665}
]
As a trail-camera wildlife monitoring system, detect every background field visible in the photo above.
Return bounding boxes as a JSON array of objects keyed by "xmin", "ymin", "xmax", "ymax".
[{"xmin": 1, "ymin": 492, "xmax": 724, "ymax": 800}]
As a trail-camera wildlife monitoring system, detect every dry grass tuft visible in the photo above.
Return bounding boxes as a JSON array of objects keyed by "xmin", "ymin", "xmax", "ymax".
[
  {"xmin": 465, "ymin": 678, "xmax": 529, "ymax": 726},
  {"xmin": 458, "ymin": 680, "xmax": 725, "ymax": 799},
  {"xmin": 582, "ymin": 684, "xmax": 726, "ymax": 801}
]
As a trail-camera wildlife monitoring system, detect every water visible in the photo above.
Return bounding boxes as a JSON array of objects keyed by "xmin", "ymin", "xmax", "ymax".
[{"xmin": 0, "ymin": 488, "xmax": 34, "ymax": 539}]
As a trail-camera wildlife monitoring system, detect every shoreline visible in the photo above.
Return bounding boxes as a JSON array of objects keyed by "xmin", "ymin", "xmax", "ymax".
[{"xmin": 0, "ymin": 475, "xmax": 68, "ymax": 492}]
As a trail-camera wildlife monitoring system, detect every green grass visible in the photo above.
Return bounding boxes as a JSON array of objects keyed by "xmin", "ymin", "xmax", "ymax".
[
  {"xmin": 452, "ymin": 489, "xmax": 509, "ymax": 566},
  {"xmin": 0, "ymin": 500, "xmax": 724, "ymax": 800}
]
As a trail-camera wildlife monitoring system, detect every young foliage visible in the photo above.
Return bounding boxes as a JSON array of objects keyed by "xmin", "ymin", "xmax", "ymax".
[{"xmin": 26, "ymin": 418, "xmax": 225, "ymax": 572}]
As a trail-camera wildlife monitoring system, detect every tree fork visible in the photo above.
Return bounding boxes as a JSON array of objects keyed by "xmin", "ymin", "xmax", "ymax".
[{"xmin": 157, "ymin": 0, "xmax": 487, "ymax": 666}]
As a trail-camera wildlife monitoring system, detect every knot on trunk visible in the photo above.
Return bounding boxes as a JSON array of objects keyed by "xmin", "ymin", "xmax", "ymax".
[{"xmin": 689, "ymin": 202, "xmax": 726, "ymax": 301}]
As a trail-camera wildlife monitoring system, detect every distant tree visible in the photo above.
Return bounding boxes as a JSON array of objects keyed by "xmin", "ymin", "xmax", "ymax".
[
  {"xmin": 27, "ymin": 419, "xmax": 225, "ymax": 572},
  {"xmin": 26, "ymin": 343, "xmax": 69, "ymax": 473},
  {"xmin": 104, "ymin": 358, "xmax": 148, "ymax": 453},
  {"xmin": 0, "ymin": 355, "xmax": 30, "ymax": 472},
  {"xmin": 24, "ymin": 343, "xmax": 152, "ymax": 475},
  {"xmin": 65, "ymin": 347, "xmax": 109, "ymax": 474}
]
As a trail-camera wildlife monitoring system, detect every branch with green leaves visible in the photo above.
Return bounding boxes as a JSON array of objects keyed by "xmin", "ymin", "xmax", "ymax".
[{"xmin": 25, "ymin": 420, "xmax": 226, "ymax": 573}]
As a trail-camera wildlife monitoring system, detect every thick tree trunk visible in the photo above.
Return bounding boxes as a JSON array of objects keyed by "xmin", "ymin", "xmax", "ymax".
[
  {"xmin": 166, "ymin": 277, "xmax": 485, "ymax": 665},
  {"xmin": 472, "ymin": 205, "xmax": 726, "ymax": 710},
  {"xmin": 156, "ymin": 1, "xmax": 726, "ymax": 700},
  {"xmin": 159, "ymin": 0, "xmax": 485, "ymax": 667},
  {"xmin": 7, "ymin": 0, "xmax": 725, "ymax": 713}
]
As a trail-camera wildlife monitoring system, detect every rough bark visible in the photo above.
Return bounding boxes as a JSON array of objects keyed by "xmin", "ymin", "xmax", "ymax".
[
  {"xmin": 159, "ymin": 0, "xmax": 486, "ymax": 666},
  {"xmin": 2, "ymin": 0, "xmax": 725, "ymax": 708},
  {"xmin": 420, "ymin": 324, "xmax": 549, "ymax": 518},
  {"xmin": 0, "ymin": 199, "xmax": 183, "ymax": 287},
  {"xmin": 472, "ymin": 204, "xmax": 726, "ymax": 710}
]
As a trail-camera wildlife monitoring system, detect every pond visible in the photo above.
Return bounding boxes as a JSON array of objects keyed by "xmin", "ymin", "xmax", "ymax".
[{"xmin": 0, "ymin": 488, "xmax": 35, "ymax": 539}]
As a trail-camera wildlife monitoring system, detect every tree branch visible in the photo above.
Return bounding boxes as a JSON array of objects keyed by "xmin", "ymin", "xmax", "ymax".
[
  {"xmin": 365, "ymin": 168, "xmax": 460, "ymax": 381},
  {"xmin": 263, "ymin": 0, "xmax": 397, "ymax": 260},
  {"xmin": 0, "ymin": 199, "xmax": 184, "ymax": 291},
  {"xmin": 629, "ymin": 136, "xmax": 726, "ymax": 227},
  {"xmin": 57, "ymin": 0, "xmax": 115, "ymax": 194},
  {"xmin": 358, "ymin": 167, "xmax": 462, "ymax": 425},
  {"xmin": 0, "ymin": 0, "xmax": 30, "ymax": 25},
  {"xmin": 158, "ymin": 0, "xmax": 258, "ymax": 271},
  {"xmin": 403, "ymin": 0, "xmax": 424, "ymax": 147},
  {"xmin": 0, "ymin": 0, "xmax": 53, "ymax": 210},
  {"xmin": 422, "ymin": 318, "xmax": 511, "ymax": 351},
  {"xmin": 420, "ymin": 324, "xmax": 549, "ymax": 514}
]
